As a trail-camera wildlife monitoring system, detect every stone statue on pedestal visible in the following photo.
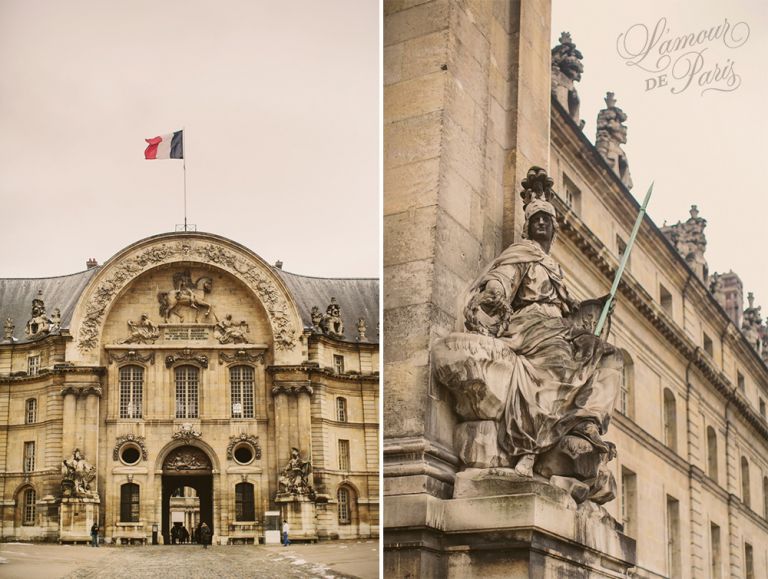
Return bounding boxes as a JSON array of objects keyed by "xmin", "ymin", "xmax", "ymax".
[
  {"xmin": 433, "ymin": 167, "xmax": 623, "ymax": 505},
  {"xmin": 278, "ymin": 447, "xmax": 314, "ymax": 499},
  {"xmin": 61, "ymin": 448, "xmax": 97, "ymax": 498}
]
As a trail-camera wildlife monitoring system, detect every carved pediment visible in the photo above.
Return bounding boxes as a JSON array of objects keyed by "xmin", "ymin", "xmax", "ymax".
[{"xmin": 163, "ymin": 446, "xmax": 211, "ymax": 472}]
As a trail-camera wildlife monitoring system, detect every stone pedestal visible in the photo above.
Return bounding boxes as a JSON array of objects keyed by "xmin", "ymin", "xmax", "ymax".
[
  {"xmin": 59, "ymin": 497, "xmax": 100, "ymax": 544},
  {"xmin": 384, "ymin": 478, "xmax": 635, "ymax": 578},
  {"xmin": 275, "ymin": 494, "xmax": 317, "ymax": 542}
]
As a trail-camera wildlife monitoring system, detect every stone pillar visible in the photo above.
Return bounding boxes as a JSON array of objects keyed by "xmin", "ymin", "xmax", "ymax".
[
  {"xmin": 384, "ymin": 0, "xmax": 553, "ymax": 501},
  {"xmin": 84, "ymin": 390, "xmax": 100, "ymax": 480},
  {"xmin": 273, "ymin": 389, "xmax": 290, "ymax": 468},
  {"xmin": 297, "ymin": 388, "xmax": 312, "ymax": 459},
  {"xmin": 61, "ymin": 390, "xmax": 77, "ymax": 457}
]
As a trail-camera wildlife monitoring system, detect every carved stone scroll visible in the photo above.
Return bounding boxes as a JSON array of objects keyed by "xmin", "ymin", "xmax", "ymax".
[
  {"xmin": 171, "ymin": 423, "xmax": 202, "ymax": 443},
  {"xmin": 165, "ymin": 348, "xmax": 209, "ymax": 368},
  {"xmin": 218, "ymin": 350, "xmax": 265, "ymax": 365},
  {"xmin": 108, "ymin": 350, "xmax": 156, "ymax": 365}
]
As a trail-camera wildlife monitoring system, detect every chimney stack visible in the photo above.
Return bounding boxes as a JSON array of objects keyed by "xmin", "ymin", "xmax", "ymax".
[
  {"xmin": 86, "ymin": 258, "xmax": 98, "ymax": 269},
  {"xmin": 274, "ymin": 260, "xmax": 283, "ymax": 270}
]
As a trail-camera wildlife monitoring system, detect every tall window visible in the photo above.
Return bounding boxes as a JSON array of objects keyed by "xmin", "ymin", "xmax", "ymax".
[
  {"xmin": 27, "ymin": 355, "xmax": 40, "ymax": 376},
  {"xmin": 230, "ymin": 366, "xmax": 254, "ymax": 419},
  {"xmin": 741, "ymin": 456, "xmax": 751, "ymax": 507},
  {"xmin": 235, "ymin": 482, "xmax": 255, "ymax": 521},
  {"xmin": 617, "ymin": 236, "xmax": 630, "ymax": 269},
  {"xmin": 119, "ymin": 365, "xmax": 143, "ymax": 419},
  {"xmin": 706, "ymin": 426, "xmax": 718, "ymax": 482},
  {"xmin": 660, "ymin": 284, "xmax": 672, "ymax": 315},
  {"xmin": 120, "ymin": 483, "xmax": 140, "ymax": 522},
  {"xmin": 338, "ymin": 487, "xmax": 351, "ymax": 524},
  {"xmin": 23, "ymin": 488, "xmax": 36, "ymax": 525},
  {"xmin": 563, "ymin": 174, "xmax": 581, "ymax": 214},
  {"xmin": 25, "ymin": 399, "xmax": 37, "ymax": 424},
  {"xmin": 333, "ymin": 355, "xmax": 345, "ymax": 374},
  {"xmin": 23, "ymin": 442, "xmax": 35, "ymax": 472},
  {"xmin": 764, "ymin": 477, "xmax": 768, "ymax": 519},
  {"xmin": 666, "ymin": 495, "xmax": 681, "ymax": 578},
  {"xmin": 710, "ymin": 523, "xmax": 721, "ymax": 579},
  {"xmin": 737, "ymin": 371, "xmax": 745, "ymax": 393},
  {"xmin": 760, "ymin": 398, "xmax": 766, "ymax": 420},
  {"xmin": 620, "ymin": 467, "xmax": 637, "ymax": 538},
  {"xmin": 336, "ymin": 397, "xmax": 347, "ymax": 422},
  {"xmin": 703, "ymin": 333, "xmax": 713, "ymax": 357},
  {"xmin": 338, "ymin": 439, "xmax": 350, "ymax": 471},
  {"xmin": 745, "ymin": 542, "xmax": 754, "ymax": 579},
  {"xmin": 618, "ymin": 350, "xmax": 634, "ymax": 417},
  {"xmin": 663, "ymin": 388, "xmax": 677, "ymax": 452},
  {"xmin": 175, "ymin": 366, "xmax": 199, "ymax": 419}
]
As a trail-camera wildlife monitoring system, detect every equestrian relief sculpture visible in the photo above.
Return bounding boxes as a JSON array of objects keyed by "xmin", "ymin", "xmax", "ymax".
[{"xmin": 432, "ymin": 167, "xmax": 623, "ymax": 506}]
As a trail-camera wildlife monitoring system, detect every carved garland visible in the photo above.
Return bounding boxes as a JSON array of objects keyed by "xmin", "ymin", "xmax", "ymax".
[
  {"xmin": 218, "ymin": 350, "xmax": 265, "ymax": 365},
  {"xmin": 226, "ymin": 433, "xmax": 262, "ymax": 460},
  {"xmin": 112, "ymin": 434, "xmax": 148, "ymax": 461},
  {"xmin": 172, "ymin": 423, "xmax": 202, "ymax": 443},
  {"xmin": 165, "ymin": 348, "xmax": 209, "ymax": 368},
  {"xmin": 108, "ymin": 351, "xmax": 156, "ymax": 365},
  {"xmin": 76, "ymin": 241, "xmax": 298, "ymax": 353}
]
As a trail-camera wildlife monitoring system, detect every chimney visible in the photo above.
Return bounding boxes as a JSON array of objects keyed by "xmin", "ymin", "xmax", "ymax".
[
  {"xmin": 86, "ymin": 258, "xmax": 98, "ymax": 269},
  {"xmin": 274, "ymin": 260, "xmax": 283, "ymax": 270}
]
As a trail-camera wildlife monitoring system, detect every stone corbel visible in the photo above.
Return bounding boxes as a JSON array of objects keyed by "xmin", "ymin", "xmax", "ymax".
[{"xmin": 60, "ymin": 384, "xmax": 103, "ymax": 398}]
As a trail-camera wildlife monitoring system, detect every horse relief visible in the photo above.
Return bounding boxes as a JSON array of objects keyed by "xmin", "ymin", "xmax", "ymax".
[{"xmin": 157, "ymin": 270, "xmax": 214, "ymax": 323}]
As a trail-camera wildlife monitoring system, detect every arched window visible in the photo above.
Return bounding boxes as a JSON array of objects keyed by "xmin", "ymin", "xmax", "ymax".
[
  {"xmin": 25, "ymin": 399, "xmax": 37, "ymax": 424},
  {"xmin": 22, "ymin": 488, "xmax": 36, "ymax": 525},
  {"xmin": 741, "ymin": 456, "xmax": 751, "ymax": 508},
  {"xmin": 120, "ymin": 483, "xmax": 140, "ymax": 522},
  {"xmin": 663, "ymin": 388, "xmax": 677, "ymax": 452},
  {"xmin": 230, "ymin": 366, "xmax": 254, "ymax": 419},
  {"xmin": 706, "ymin": 426, "xmax": 718, "ymax": 482},
  {"xmin": 337, "ymin": 487, "xmax": 351, "ymax": 524},
  {"xmin": 336, "ymin": 397, "xmax": 347, "ymax": 423},
  {"xmin": 235, "ymin": 482, "xmax": 255, "ymax": 521},
  {"xmin": 618, "ymin": 350, "xmax": 634, "ymax": 417},
  {"xmin": 119, "ymin": 365, "xmax": 143, "ymax": 419},
  {"xmin": 175, "ymin": 366, "xmax": 199, "ymax": 419}
]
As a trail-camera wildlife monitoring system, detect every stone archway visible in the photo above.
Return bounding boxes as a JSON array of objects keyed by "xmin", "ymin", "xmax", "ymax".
[{"xmin": 161, "ymin": 446, "xmax": 213, "ymax": 544}]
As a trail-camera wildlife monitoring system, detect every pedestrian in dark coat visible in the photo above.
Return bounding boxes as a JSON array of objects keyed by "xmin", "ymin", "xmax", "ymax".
[{"xmin": 199, "ymin": 522, "xmax": 212, "ymax": 548}]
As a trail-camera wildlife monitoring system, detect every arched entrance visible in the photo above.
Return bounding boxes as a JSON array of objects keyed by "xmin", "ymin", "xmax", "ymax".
[{"xmin": 161, "ymin": 446, "xmax": 213, "ymax": 544}]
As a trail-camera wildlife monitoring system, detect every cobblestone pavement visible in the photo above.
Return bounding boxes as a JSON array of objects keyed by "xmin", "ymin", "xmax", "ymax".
[{"xmin": 0, "ymin": 540, "xmax": 379, "ymax": 579}]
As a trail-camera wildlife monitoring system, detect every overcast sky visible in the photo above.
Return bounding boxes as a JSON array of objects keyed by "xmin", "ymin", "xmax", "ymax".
[
  {"xmin": 0, "ymin": 0, "xmax": 379, "ymax": 279},
  {"xmin": 553, "ymin": 0, "xmax": 767, "ymax": 313}
]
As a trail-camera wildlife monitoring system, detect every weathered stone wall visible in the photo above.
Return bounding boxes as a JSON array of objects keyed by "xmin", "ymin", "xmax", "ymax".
[{"xmin": 384, "ymin": 0, "xmax": 552, "ymax": 506}]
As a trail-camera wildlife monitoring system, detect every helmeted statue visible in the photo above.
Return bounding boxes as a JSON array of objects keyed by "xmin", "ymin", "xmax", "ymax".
[
  {"xmin": 433, "ymin": 166, "xmax": 622, "ymax": 505},
  {"xmin": 61, "ymin": 448, "xmax": 97, "ymax": 498},
  {"xmin": 277, "ymin": 447, "xmax": 314, "ymax": 498}
]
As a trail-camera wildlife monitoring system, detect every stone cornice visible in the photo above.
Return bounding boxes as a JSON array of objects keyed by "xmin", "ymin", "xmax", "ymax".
[
  {"xmin": 307, "ymin": 332, "xmax": 380, "ymax": 348},
  {"xmin": 313, "ymin": 417, "xmax": 380, "ymax": 429},
  {"xmin": 0, "ymin": 364, "xmax": 105, "ymax": 384},
  {"xmin": 267, "ymin": 364, "xmax": 379, "ymax": 382},
  {"xmin": 728, "ymin": 493, "xmax": 768, "ymax": 533},
  {"xmin": 612, "ymin": 413, "xmax": 689, "ymax": 477},
  {"xmin": 271, "ymin": 381, "xmax": 313, "ymax": 396}
]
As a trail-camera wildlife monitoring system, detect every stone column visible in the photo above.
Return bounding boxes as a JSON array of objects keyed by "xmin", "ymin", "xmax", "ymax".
[
  {"xmin": 273, "ymin": 388, "xmax": 290, "ymax": 468},
  {"xmin": 84, "ymin": 389, "xmax": 101, "ymax": 478},
  {"xmin": 297, "ymin": 388, "xmax": 312, "ymax": 459},
  {"xmin": 61, "ymin": 389, "xmax": 77, "ymax": 458}
]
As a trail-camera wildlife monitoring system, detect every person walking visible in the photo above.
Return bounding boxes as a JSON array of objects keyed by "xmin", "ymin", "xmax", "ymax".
[
  {"xmin": 199, "ymin": 522, "xmax": 211, "ymax": 549},
  {"xmin": 90, "ymin": 522, "xmax": 99, "ymax": 547},
  {"xmin": 282, "ymin": 520, "xmax": 290, "ymax": 547}
]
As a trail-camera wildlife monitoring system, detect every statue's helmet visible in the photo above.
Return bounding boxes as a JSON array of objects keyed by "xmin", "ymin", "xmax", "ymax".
[{"xmin": 520, "ymin": 166, "xmax": 558, "ymax": 241}]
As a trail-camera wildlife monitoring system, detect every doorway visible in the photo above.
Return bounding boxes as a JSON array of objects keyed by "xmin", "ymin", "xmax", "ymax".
[{"xmin": 161, "ymin": 446, "xmax": 214, "ymax": 544}]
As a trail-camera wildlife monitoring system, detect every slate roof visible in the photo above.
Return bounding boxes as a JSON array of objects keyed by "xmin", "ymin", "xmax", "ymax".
[
  {"xmin": 277, "ymin": 269, "xmax": 379, "ymax": 344},
  {"xmin": 0, "ymin": 268, "xmax": 101, "ymax": 343},
  {"xmin": 0, "ymin": 266, "xmax": 379, "ymax": 345}
]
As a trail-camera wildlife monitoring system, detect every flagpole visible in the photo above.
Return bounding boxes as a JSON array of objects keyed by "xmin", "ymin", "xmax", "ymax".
[{"xmin": 183, "ymin": 127, "xmax": 187, "ymax": 232}]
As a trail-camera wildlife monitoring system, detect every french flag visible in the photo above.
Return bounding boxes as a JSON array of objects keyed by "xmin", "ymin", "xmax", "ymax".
[{"xmin": 144, "ymin": 130, "xmax": 183, "ymax": 160}]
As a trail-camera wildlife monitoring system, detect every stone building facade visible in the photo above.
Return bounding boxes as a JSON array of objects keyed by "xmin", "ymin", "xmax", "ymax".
[
  {"xmin": 384, "ymin": 1, "xmax": 768, "ymax": 577},
  {"xmin": 0, "ymin": 232, "xmax": 379, "ymax": 544}
]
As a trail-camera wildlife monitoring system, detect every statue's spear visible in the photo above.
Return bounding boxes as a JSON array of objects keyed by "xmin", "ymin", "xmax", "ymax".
[{"xmin": 594, "ymin": 182, "xmax": 654, "ymax": 337}]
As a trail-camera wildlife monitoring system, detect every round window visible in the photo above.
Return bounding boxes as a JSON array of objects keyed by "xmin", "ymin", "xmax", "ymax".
[
  {"xmin": 233, "ymin": 444, "xmax": 254, "ymax": 465},
  {"xmin": 120, "ymin": 445, "xmax": 141, "ymax": 465}
]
